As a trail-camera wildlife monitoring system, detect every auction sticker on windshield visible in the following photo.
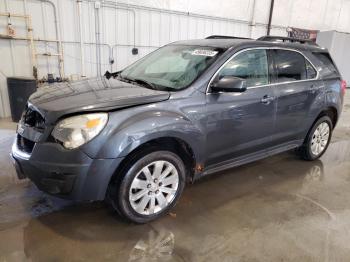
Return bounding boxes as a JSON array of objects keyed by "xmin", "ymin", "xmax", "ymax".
[{"xmin": 192, "ymin": 49, "xmax": 218, "ymax": 57}]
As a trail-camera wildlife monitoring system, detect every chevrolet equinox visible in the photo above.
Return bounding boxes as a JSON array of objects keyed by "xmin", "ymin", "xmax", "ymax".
[{"xmin": 11, "ymin": 35, "xmax": 346, "ymax": 223}]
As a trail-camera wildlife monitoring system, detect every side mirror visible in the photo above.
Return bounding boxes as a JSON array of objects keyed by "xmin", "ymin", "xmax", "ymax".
[{"xmin": 210, "ymin": 76, "xmax": 247, "ymax": 93}]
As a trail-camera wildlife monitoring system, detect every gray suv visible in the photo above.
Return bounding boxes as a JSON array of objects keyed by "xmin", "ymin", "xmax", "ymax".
[{"xmin": 11, "ymin": 36, "xmax": 346, "ymax": 223}]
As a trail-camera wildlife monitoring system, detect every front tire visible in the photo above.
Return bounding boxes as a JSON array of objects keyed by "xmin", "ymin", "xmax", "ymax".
[
  {"xmin": 299, "ymin": 116, "xmax": 333, "ymax": 161},
  {"xmin": 108, "ymin": 150, "xmax": 186, "ymax": 223}
]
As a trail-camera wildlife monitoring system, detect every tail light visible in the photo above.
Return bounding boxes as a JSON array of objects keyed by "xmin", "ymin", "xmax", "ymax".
[{"xmin": 341, "ymin": 80, "xmax": 347, "ymax": 95}]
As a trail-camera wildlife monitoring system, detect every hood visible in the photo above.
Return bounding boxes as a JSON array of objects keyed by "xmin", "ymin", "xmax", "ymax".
[{"xmin": 29, "ymin": 77, "xmax": 170, "ymax": 123}]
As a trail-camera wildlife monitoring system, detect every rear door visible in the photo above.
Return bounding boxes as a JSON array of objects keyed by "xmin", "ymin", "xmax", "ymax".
[{"xmin": 270, "ymin": 49, "xmax": 321, "ymax": 145}]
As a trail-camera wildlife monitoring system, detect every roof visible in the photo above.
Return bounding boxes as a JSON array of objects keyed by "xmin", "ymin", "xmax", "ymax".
[
  {"xmin": 171, "ymin": 38, "xmax": 254, "ymax": 49},
  {"xmin": 171, "ymin": 38, "xmax": 326, "ymax": 52}
]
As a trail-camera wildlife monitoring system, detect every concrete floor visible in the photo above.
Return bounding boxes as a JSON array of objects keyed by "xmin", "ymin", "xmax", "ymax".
[{"xmin": 0, "ymin": 94, "xmax": 349, "ymax": 262}]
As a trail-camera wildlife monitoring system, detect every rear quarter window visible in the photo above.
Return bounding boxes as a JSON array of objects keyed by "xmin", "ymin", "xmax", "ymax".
[
  {"xmin": 312, "ymin": 52, "xmax": 339, "ymax": 77},
  {"xmin": 306, "ymin": 59, "xmax": 317, "ymax": 79}
]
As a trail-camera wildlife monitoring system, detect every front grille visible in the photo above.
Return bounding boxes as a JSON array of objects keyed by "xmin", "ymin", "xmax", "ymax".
[
  {"xmin": 22, "ymin": 106, "xmax": 45, "ymax": 131},
  {"xmin": 17, "ymin": 134, "xmax": 35, "ymax": 154}
]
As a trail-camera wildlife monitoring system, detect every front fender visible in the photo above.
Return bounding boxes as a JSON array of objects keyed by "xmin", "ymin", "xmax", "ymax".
[{"xmin": 82, "ymin": 108, "xmax": 206, "ymax": 164}]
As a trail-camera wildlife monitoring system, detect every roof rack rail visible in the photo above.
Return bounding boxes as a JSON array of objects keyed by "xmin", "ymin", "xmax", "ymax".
[
  {"xmin": 206, "ymin": 35, "xmax": 251, "ymax": 40},
  {"xmin": 258, "ymin": 35, "xmax": 318, "ymax": 46}
]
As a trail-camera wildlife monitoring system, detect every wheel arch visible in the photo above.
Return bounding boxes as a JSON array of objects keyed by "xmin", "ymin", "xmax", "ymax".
[
  {"xmin": 108, "ymin": 136, "xmax": 199, "ymax": 193},
  {"xmin": 315, "ymin": 106, "xmax": 338, "ymax": 128},
  {"xmin": 303, "ymin": 106, "xmax": 337, "ymax": 145}
]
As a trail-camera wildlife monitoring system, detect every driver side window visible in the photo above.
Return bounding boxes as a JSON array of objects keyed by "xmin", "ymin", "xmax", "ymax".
[{"xmin": 217, "ymin": 49, "xmax": 269, "ymax": 87}]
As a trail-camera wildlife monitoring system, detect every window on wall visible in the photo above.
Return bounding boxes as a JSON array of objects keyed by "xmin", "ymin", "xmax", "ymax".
[
  {"xmin": 217, "ymin": 49, "xmax": 269, "ymax": 87},
  {"xmin": 273, "ymin": 50, "xmax": 307, "ymax": 82}
]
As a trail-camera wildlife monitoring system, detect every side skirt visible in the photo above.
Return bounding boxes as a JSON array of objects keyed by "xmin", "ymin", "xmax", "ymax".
[{"xmin": 194, "ymin": 140, "xmax": 303, "ymax": 181}]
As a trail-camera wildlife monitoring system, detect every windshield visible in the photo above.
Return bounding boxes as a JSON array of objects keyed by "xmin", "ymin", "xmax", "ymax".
[{"xmin": 120, "ymin": 45, "xmax": 223, "ymax": 91}]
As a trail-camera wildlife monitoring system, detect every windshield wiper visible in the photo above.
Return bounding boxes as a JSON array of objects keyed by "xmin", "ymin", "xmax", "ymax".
[
  {"xmin": 115, "ymin": 75, "xmax": 153, "ymax": 89},
  {"xmin": 108, "ymin": 72, "xmax": 165, "ymax": 91},
  {"xmin": 132, "ymin": 78, "xmax": 157, "ymax": 90},
  {"xmin": 105, "ymin": 71, "xmax": 137, "ymax": 86},
  {"xmin": 104, "ymin": 70, "xmax": 121, "ymax": 79}
]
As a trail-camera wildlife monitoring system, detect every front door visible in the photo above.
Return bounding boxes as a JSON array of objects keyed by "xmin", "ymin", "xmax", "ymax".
[{"xmin": 205, "ymin": 49, "xmax": 276, "ymax": 167}]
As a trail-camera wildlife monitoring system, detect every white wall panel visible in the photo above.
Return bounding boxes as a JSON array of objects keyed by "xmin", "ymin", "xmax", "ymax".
[
  {"xmin": 317, "ymin": 31, "xmax": 350, "ymax": 85},
  {"xmin": 1, "ymin": 0, "xmax": 350, "ymax": 117}
]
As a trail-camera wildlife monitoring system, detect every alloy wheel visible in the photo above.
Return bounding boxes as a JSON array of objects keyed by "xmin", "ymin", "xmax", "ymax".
[
  {"xmin": 129, "ymin": 160, "xmax": 179, "ymax": 215},
  {"xmin": 310, "ymin": 122, "xmax": 330, "ymax": 156}
]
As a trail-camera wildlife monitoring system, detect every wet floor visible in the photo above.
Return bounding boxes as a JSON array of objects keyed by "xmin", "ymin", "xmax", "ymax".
[{"xmin": 0, "ymin": 94, "xmax": 350, "ymax": 261}]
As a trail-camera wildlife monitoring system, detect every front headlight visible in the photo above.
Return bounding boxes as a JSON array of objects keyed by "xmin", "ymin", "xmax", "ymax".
[{"xmin": 52, "ymin": 113, "xmax": 108, "ymax": 149}]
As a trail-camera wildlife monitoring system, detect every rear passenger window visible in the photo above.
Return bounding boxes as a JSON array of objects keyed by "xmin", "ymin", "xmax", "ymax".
[
  {"xmin": 273, "ymin": 50, "xmax": 307, "ymax": 82},
  {"xmin": 312, "ymin": 52, "xmax": 339, "ymax": 76},
  {"xmin": 217, "ymin": 49, "xmax": 269, "ymax": 87}
]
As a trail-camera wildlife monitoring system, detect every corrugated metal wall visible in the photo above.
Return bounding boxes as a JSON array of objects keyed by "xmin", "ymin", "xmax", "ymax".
[{"xmin": 0, "ymin": 0, "xmax": 350, "ymax": 117}]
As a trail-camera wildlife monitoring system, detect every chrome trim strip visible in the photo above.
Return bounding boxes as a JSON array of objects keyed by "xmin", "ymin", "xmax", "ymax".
[
  {"xmin": 12, "ymin": 138, "xmax": 31, "ymax": 160},
  {"xmin": 206, "ymin": 47, "xmax": 320, "ymax": 94}
]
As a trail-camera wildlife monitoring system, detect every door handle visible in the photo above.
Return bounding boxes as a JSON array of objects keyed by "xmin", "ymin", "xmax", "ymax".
[{"xmin": 261, "ymin": 95, "xmax": 275, "ymax": 105}]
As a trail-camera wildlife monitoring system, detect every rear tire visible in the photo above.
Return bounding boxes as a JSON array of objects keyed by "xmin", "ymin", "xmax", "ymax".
[
  {"xmin": 107, "ymin": 150, "xmax": 186, "ymax": 223},
  {"xmin": 299, "ymin": 116, "xmax": 333, "ymax": 161}
]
